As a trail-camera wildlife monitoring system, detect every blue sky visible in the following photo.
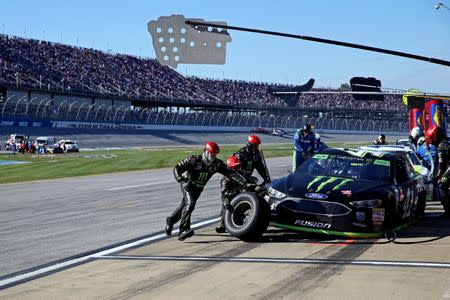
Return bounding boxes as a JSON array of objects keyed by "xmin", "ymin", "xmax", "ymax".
[{"xmin": 2, "ymin": 0, "xmax": 450, "ymax": 92}]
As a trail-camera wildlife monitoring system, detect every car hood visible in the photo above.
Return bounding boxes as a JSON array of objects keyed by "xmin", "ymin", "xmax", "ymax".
[{"xmin": 271, "ymin": 173, "xmax": 390, "ymax": 200}]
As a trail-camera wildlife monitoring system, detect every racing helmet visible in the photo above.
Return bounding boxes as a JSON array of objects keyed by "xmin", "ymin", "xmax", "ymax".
[
  {"xmin": 425, "ymin": 127, "xmax": 442, "ymax": 145},
  {"xmin": 247, "ymin": 135, "xmax": 261, "ymax": 146},
  {"xmin": 203, "ymin": 141, "xmax": 220, "ymax": 163},
  {"xmin": 410, "ymin": 127, "xmax": 421, "ymax": 139},
  {"xmin": 226, "ymin": 155, "xmax": 241, "ymax": 171},
  {"xmin": 303, "ymin": 124, "xmax": 312, "ymax": 133}
]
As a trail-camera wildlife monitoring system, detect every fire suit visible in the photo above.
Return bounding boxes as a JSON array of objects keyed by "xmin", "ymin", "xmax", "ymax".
[
  {"xmin": 168, "ymin": 155, "xmax": 246, "ymax": 233},
  {"xmin": 293, "ymin": 129, "xmax": 316, "ymax": 171},
  {"xmin": 436, "ymin": 139, "xmax": 450, "ymax": 215},
  {"xmin": 234, "ymin": 146, "xmax": 271, "ymax": 184},
  {"xmin": 217, "ymin": 171, "xmax": 256, "ymax": 230},
  {"xmin": 416, "ymin": 143, "xmax": 437, "ymax": 176}
]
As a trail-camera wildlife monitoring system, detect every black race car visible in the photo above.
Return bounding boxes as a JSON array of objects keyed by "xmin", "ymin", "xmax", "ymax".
[{"xmin": 224, "ymin": 148, "xmax": 428, "ymax": 240}]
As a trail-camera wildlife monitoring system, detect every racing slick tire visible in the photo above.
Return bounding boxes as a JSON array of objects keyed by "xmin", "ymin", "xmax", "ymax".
[{"xmin": 224, "ymin": 192, "xmax": 270, "ymax": 242}]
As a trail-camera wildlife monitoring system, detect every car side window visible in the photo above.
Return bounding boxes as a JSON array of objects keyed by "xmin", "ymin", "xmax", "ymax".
[{"xmin": 395, "ymin": 158, "xmax": 410, "ymax": 183}]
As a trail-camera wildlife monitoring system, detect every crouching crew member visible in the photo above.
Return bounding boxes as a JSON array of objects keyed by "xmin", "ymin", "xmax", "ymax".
[
  {"xmin": 165, "ymin": 141, "xmax": 246, "ymax": 241},
  {"xmin": 216, "ymin": 156, "xmax": 251, "ymax": 233}
]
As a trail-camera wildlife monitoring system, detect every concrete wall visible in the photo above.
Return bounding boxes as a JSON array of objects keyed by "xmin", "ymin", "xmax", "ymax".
[
  {"xmin": 94, "ymin": 98, "xmax": 113, "ymax": 106},
  {"xmin": 113, "ymin": 99, "xmax": 131, "ymax": 107},
  {"xmin": 6, "ymin": 89, "xmax": 28, "ymax": 103},
  {"xmin": 30, "ymin": 92, "xmax": 51, "ymax": 105},
  {"xmin": 53, "ymin": 95, "xmax": 92, "ymax": 107}
]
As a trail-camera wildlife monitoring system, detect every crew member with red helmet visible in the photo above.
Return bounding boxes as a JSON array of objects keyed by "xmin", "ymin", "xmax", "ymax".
[
  {"xmin": 216, "ymin": 155, "xmax": 251, "ymax": 233},
  {"xmin": 426, "ymin": 126, "xmax": 450, "ymax": 216},
  {"xmin": 165, "ymin": 141, "xmax": 246, "ymax": 241},
  {"xmin": 233, "ymin": 135, "xmax": 271, "ymax": 185}
]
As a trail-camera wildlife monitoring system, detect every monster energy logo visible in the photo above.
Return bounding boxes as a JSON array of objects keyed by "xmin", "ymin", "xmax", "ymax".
[
  {"xmin": 198, "ymin": 172, "xmax": 208, "ymax": 181},
  {"xmin": 307, "ymin": 176, "xmax": 354, "ymax": 192},
  {"xmin": 247, "ymin": 161, "xmax": 253, "ymax": 170}
]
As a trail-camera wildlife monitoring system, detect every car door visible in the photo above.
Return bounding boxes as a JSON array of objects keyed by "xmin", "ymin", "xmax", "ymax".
[{"xmin": 394, "ymin": 157, "xmax": 420, "ymax": 221}]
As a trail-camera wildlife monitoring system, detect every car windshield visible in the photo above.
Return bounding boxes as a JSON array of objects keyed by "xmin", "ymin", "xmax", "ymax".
[
  {"xmin": 36, "ymin": 139, "xmax": 46, "ymax": 144},
  {"xmin": 64, "ymin": 141, "xmax": 75, "ymax": 145},
  {"xmin": 407, "ymin": 152, "xmax": 421, "ymax": 165},
  {"xmin": 297, "ymin": 153, "xmax": 392, "ymax": 181}
]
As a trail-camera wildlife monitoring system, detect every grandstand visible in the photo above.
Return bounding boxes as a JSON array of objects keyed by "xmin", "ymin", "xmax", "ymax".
[{"xmin": 0, "ymin": 34, "xmax": 410, "ymax": 132}]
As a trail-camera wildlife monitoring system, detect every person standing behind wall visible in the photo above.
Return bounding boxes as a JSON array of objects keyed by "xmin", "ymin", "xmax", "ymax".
[{"xmin": 293, "ymin": 124, "xmax": 316, "ymax": 172}]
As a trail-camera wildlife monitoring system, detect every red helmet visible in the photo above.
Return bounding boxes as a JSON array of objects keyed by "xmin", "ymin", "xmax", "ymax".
[
  {"xmin": 248, "ymin": 135, "xmax": 261, "ymax": 146},
  {"xmin": 204, "ymin": 141, "xmax": 220, "ymax": 155},
  {"xmin": 425, "ymin": 127, "xmax": 441, "ymax": 144},
  {"xmin": 226, "ymin": 156, "xmax": 241, "ymax": 171}
]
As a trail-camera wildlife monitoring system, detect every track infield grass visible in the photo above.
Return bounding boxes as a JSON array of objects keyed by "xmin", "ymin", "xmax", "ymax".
[{"xmin": 0, "ymin": 143, "xmax": 365, "ymax": 184}]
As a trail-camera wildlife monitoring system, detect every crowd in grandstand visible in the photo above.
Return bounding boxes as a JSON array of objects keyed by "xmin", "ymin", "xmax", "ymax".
[{"xmin": 0, "ymin": 34, "xmax": 404, "ymax": 111}]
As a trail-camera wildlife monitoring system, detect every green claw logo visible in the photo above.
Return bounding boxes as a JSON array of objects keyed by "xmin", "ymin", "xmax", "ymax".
[{"xmin": 307, "ymin": 176, "xmax": 354, "ymax": 192}]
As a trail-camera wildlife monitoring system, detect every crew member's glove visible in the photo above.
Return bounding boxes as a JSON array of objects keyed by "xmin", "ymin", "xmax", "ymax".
[
  {"xmin": 179, "ymin": 173, "xmax": 191, "ymax": 183},
  {"xmin": 250, "ymin": 176, "xmax": 259, "ymax": 184}
]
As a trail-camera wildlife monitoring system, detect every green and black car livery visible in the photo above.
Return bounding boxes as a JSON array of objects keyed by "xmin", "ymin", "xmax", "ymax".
[{"xmin": 266, "ymin": 148, "xmax": 428, "ymax": 237}]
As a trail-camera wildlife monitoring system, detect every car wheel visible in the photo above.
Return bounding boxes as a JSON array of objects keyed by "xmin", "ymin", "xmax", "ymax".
[{"xmin": 224, "ymin": 192, "xmax": 270, "ymax": 241}]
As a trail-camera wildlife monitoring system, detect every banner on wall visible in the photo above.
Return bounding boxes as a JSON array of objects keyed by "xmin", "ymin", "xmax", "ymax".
[{"xmin": 0, "ymin": 118, "xmax": 52, "ymax": 127}]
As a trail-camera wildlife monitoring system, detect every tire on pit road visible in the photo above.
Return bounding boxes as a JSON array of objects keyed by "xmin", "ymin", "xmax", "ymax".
[{"xmin": 224, "ymin": 192, "xmax": 270, "ymax": 242}]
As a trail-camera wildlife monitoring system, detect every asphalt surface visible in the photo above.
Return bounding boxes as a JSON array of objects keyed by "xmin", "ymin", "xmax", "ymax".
[{"xmin": 0, "ymin": 156, "xmax": 291, "ymax": 278}]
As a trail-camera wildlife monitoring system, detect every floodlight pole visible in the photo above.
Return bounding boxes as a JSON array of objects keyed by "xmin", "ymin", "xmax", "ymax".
[
  {"xmin": 436, "ymin": 2, "xmax": 450, "ymax": 10},
  {"xmin": 185, "ymin": 20, "xmax": 450, "ymax": 67}
]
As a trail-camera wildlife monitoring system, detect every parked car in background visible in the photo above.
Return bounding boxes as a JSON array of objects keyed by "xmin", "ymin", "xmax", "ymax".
[
  {"xmin": 5, "ymin": 133, "xmax": 26, "ymax": 150},
  {"xmin": 35, "ymin": 136, "xmax": 57, "ymax": 154},
  {"xmin": 271, "ymin": 128, "xmax": 286, "ymax": 137},
  {"xmin": 59, "ymin": 140, "xmax": 80, "ymax": 152}
]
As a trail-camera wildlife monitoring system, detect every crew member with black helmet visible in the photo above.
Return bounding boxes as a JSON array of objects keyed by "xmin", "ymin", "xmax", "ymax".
[
  {"xmin": 233, "ymin": 135, "xmax": 271, "ymax": 185},
  {"xmin": 426, "ymin": 126, "xmax": 450, "ymax": 216},
  {"xmin": 293, "ymin": 124, "xmax": 316, "ymax": 171},
  {"xmin": 216, "ymin": 155, "xmax": 249, "ymax": 233},
  {"xmin": 165, "ymin": 141, "xmax": 246, "ymax": 241}
]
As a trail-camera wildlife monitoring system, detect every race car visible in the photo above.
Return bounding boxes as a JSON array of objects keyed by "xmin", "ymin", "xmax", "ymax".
[
  {"xmin": 271, "ymin": 128, "xmax": 286, "ymax": 137},
  {"xmin": 224, "ymin": 148, "xmax": 428, "ymax": 240},
  {"xmin": 251, "ymin": 127, "xmax": 270, "ymax": 134}
]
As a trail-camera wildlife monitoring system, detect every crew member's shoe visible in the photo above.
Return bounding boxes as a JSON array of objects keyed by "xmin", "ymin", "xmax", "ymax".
[
  {"xmin": 215, "ymin": 226, "xmax": 226, "ymax": 233},
  {"xmin": 165, "ymin": 217, "xmax": 173, "ymax": 237},
  {"xmin": 178, "ymin": 229, "xmax": 194, "ymax": 241}
]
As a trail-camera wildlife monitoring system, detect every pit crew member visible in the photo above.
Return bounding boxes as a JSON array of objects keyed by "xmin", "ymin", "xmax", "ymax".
[
  {"xmin": 165, "ymin": 141, "xmax": 246, "ymax": 241},
  {"xmin": 293, "ymin": 124, "xmax": 316, "ymax": 171},
  {"xmin": 234, "ymin": 135, "xmax": 271, "ymax": 185}
]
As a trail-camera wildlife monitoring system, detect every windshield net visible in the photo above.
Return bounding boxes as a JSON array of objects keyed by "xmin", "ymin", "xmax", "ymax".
[{"xmin": 298, "ymin": 154, "xmax": 392, "ymax": 181}]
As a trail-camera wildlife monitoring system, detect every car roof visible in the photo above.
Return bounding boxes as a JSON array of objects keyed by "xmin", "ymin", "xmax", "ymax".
[
  {"xmin": 318, "ymin": 147, "xmax": 402, "ymax": 161},
  {"xmin": 358, "ymin": 145, "xmax": 413, "ymax": 153}
]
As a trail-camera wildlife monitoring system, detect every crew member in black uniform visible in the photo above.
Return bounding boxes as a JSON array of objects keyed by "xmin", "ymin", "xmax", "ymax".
[
  {"xmin": 426, "ymin": 126, "xmax": 450, "ymax": 216},
  {"xmin": 234, "ymin": 135, "xmax": 271, "ymax": 185},
  {"xmin": 165, "ymin": 141, "xmax": 246, "ymax": 241},
  {"xmin": 215, "ymin": 156, "xmax": 250, "ymax": 233}
]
